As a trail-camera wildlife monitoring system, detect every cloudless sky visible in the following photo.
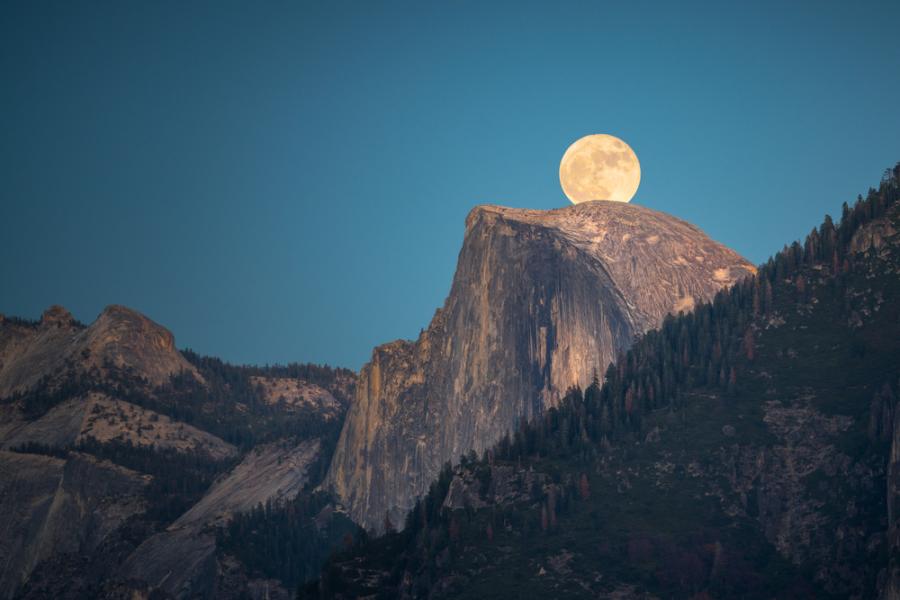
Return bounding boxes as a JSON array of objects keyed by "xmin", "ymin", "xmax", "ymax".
[{"xmin": 2, "ymin": 0, "xmax": 899, "ymax": 370}]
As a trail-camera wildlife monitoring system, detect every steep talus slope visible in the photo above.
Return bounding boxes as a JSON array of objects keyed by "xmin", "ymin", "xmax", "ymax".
[{"xmin": 327, "ymin": 200, "xmax": 755, "ymax": 530}]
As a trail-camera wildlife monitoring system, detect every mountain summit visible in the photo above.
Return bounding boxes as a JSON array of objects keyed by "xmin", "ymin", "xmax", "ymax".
[
  {"xmin": 0, "ymin": 304, "xmax": 199, "ymax": 399},
  {"xmin": 326, "ymin": 200, "xmax": 756, "ymax": 530}
]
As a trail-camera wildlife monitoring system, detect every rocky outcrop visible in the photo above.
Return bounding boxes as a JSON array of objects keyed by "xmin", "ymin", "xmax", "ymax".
[
  {"xmin": 250, "ymin": 376, "xmax": 344, "ymax": 419},
  {"xmin": 326, "ymin": 200, "xmax": 755, "ymax": 530},
  {"xmin": 0, "ymin": 450, "xmax": 150, "ymax": 599},
  {"xmin": 0, "ymin": 304, "xmax": 199, "ymax": 398},
  {"xmin": 851, "ymin": 218, "xmax": 898, "ymax": 254},
  {"xmin": 0, "ymin": 392, "xmax": 237, "ymax": 460}
]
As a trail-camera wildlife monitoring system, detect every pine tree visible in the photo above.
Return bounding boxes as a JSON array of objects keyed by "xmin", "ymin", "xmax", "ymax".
[
  {"xmin": 579, "ymin": 473, "xmax": 590, "ymax": 501},
  {"xmin": 743, "ymin": 328, "xmax": 755, "ymax": 361}
]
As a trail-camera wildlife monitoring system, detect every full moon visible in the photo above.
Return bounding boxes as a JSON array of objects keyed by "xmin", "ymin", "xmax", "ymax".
[{"xmin": 559, "ymin": 134, "xmax": 641, "ymax": 204}]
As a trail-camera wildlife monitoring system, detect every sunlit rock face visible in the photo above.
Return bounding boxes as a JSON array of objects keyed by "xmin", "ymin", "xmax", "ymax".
[{"xmin": 326, "ymin": 200, "xmax": 756, "ymax": 531}]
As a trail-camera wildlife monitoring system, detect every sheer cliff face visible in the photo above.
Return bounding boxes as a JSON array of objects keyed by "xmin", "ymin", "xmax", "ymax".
[{"xmin": 326, "ymin": 201, "xmax": 756, "ymax": 530}]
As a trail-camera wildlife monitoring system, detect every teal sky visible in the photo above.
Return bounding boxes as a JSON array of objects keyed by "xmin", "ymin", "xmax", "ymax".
[{"xmin": 2, "ymin": 0, "xmax": 899, "ymax": 370}]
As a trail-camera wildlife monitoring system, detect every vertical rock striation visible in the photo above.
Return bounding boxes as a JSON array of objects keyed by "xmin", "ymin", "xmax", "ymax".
[{"xmin": 326, "ymin": 200, "xmax": 756, "ymax": 530}]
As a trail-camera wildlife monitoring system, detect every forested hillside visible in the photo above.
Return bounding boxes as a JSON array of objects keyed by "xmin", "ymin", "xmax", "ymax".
[{"xmin": 300, "ymin": 164, "xmax": 900, "ymax": 599}]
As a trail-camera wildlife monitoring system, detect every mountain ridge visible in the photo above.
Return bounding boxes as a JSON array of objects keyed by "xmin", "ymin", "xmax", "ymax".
[
  {"xmin": 0, "ymin": 303, "xmax": 200, "ymax": 400},
  {"xmin": 0, "ymin": 302, "xmax": 357, "ymax": 599}
]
